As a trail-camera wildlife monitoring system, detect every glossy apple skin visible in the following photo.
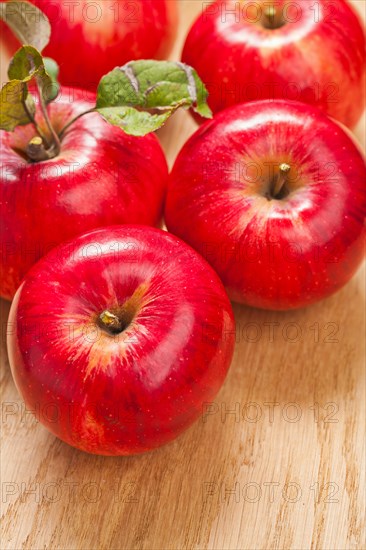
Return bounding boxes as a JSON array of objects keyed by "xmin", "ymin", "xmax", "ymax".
[
  {"xmin": 182, "ymin": 0, "xmax": 366, "ymax": 128},
  {"xmin": 7, "ymin": 226, "xmax": 235, "ymax": 455},
  {"xmin": 165, "ymin": 100, "xmax": 366, "ymax": 310},
  {"xmin": 0, "ymin": 87, "xmax": 169, "ymax": 301},
  {"xmin": 2, "ymin": 0, "xmax": 178, "ymax": 90}
]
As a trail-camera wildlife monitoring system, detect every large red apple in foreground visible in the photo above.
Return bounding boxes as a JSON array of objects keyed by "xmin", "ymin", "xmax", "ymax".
[
  {"xmin": 182, "ymin": 0, "xmax": 366, "ymax": 128},
  {"xmin": 7, "ymin": 226, "xmax": 235, "ymax": 455},
  {"xmin": 165, "ymin": 100, "xmax": 366, "ymax": 310},
  {"xmin": 0, "ymin": 87, "xmax": 169, "ymax": 300},
  {"xmin": 2, "ymin": 0, "xmax": 178, "ymax": 90}
]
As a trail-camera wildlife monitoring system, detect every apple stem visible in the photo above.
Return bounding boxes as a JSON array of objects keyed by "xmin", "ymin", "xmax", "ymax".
[
  {"xmin": 35, "ymin": 76, "xmax": 61, "ymax": 157},
  {"xmin": 58, "ymin": 109, "xmax": 96, "ymax": 140},
  {"xmin": 21, "ymin": 88, "xmax": 51, "ymax": 148},
  {"xmin": 26, "ymin": 136, "xmax": 55, "ymax": 162},
  {"xmin": 98, "ymin": 310, "xmax": 124, "ymax": 335},
  {"xmin": 263, "ymin": 6, "xmax": 276, "ymax": 28},
  {"xmin": 272, "ymin": 163, "xmax": 291, "ymax": 198},
  {"xmin": 262, "ymin": 5, "xmax": 285, "ymax": 29}
]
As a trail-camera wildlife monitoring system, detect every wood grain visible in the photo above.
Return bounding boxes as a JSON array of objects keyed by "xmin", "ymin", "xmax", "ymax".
[{"xmin": 1, "ymin": 2, "xmax": 365, "ymax": 549}]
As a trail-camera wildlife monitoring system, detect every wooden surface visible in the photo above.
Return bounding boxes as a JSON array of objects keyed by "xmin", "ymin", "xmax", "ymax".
[{"xmin": 1, "ymin": 2, "xmax": 365, "ymax": 549}]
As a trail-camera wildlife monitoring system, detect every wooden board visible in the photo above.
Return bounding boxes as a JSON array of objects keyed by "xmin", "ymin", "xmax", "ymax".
[{"xmin": 1, "ymin": 2, "xmax": 365, "ymax": 548}]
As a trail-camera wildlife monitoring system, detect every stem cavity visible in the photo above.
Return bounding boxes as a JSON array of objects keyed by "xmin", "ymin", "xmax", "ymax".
[
  {"xmin": 26, "ymin": 136, "xmax": 53, "ymax": 162},
  {"xmin": 21, "ymin": 87, "xmax": 94, "ymax": 162},
  {"xmin": 98, "ymin": 310, "xmax": 126, "ymax": 335}
]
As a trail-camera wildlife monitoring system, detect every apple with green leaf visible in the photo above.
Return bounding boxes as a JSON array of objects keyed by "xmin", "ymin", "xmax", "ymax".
[{"xmin": 0, "ymin": 7, "xmax": 212, "ymax": 300}]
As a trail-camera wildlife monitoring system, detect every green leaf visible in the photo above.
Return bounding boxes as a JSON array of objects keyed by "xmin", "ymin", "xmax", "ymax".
[
  {"xmin": 96, "ymin": 60, "xmax": 212, "ymax": 134},
  {"xmin": 8, "ymin": 46, "xmax": 57, "ymax": 104},
  {"xmin": 1, "ymin": 46, "xmax": 60, "ymax": 133},
  {"xmin": 97, "ymin": 106, "xmax": 172, "ymax": 137},
  {"xmin": 8, "ymin": 44, "xmax": 43, "ymax": 80},
  {"xmin": 0, "ymin": 0, "xmax": 51, "ymax": 52},
  {"xmin": 192, "ymin": 71, "xmax": 214, "ymax": 118},
  {"xmin": 0, "ymin": 80, "xmax": 34, "ymax": 131}
]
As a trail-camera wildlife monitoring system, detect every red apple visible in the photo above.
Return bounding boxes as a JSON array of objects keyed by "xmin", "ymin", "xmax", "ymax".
[
  {"xmin": 1, "ymin": 0, "xmax": 178, "ymax": 90},
  {"xmin": 0, "ymin": 87, "xmax": 169, "ymax": 300},
  {"xmin": 7, "ymin": 225, "xmax": 235, "ymax": 455},
  {"xmin": 165, "ymin": 100, "xmax": 366, "ymax": 310},
  {"xmin": 182, "ymin": 0, "xmax": 366, "ymax": 128}
]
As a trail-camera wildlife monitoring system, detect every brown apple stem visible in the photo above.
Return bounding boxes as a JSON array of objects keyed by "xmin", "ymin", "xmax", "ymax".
[
  {"xmin": 272, "ymin": 163, "xmax": 291, "ymax": 198},
  {"xmin": 26, "ymin": 136, "xmax": 55, "ymax": 162},
  {"xmin": 263, "ymin": 6, "xmax": 277, "ymax": 28},
  {"xmin": 98, "ymin": 310, "xmax": 124, "ymax": 335},
  {"xmin": 58, "ymin": 109, "xmax": 96, "ymax": 140},
  {"xmin": 36, "ymin": 76, "xmax": 61, "ymax": 157},
  {"xmin": 21, "ymin": 93, "xmax": 51, "ymax": 148}
]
